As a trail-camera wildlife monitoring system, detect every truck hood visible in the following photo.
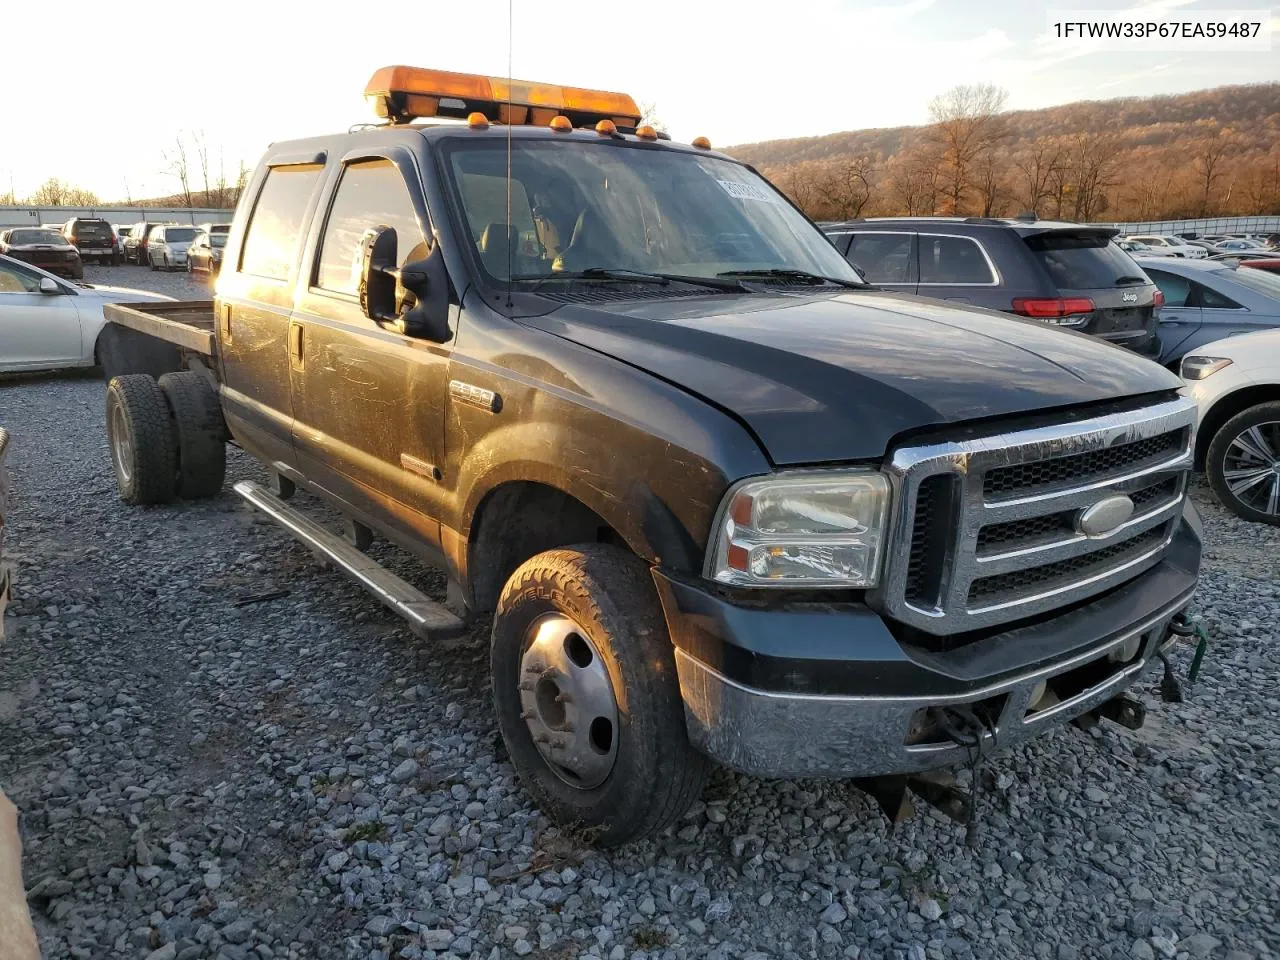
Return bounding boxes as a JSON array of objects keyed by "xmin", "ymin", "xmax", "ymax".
[{"xmin": 524, "ymin": 290, "xmax": 1181, "ymax": 464}]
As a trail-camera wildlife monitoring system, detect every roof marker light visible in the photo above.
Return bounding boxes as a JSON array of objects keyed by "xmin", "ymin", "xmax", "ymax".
[
  {"xmin": 467, "ymin": 112, "xmax": 489, "ymax": 129},
  {"xmin": 692, "ymin": 136, "xmax": 711, "ymax": 149},
  {"xmin": 549, "ymin": 115, "xmax": 573, "ymax": 132},
  {"xmin": 595, "ymin": 119, "xmax": 617, "ymax": 136},
  {"xmin": 635, "ymin": 124, "xmax": 658, "ymax": 140}
]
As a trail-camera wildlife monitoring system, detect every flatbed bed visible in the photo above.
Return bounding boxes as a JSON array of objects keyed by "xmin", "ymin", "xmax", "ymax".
[{"xmin": 103, "ymin": 301, "xmax": 217, "ymax": 357}]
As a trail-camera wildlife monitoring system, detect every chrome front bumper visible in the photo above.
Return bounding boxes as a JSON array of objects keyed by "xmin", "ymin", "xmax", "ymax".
[{"xmin": 674, "ymin": 590, "xmax": 1193, "ymax": 779}]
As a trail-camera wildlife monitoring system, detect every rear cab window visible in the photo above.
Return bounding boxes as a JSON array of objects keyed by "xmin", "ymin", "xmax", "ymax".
[
  {"xmin": 1025, "ymin": 232, "xmax": 1146, "ymax": 289},
  {"xmin": 239, "ymin": 164, "xmax": 324, "ymax": 280}
]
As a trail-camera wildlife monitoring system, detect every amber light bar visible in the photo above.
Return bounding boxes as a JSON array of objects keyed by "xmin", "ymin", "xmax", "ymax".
[{"xmin": 364, "ymin": 66, "xmax": 641, "ymax": 129}]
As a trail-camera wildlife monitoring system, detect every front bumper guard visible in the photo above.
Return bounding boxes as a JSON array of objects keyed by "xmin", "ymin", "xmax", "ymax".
[{"xmin": 675, "ymin": 589, "xmax": 1193, "ymax": 779}]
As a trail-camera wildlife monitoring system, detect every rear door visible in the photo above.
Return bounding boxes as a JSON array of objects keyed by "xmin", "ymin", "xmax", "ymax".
[
  {"xmin": 1142, "ymin": 266, "xmax": 1202, "ymax": 364},
  {"xmin": 1022, "ymin": 229, "xmax": 1157, "ymax": 350},
  {"xmin": 216, "ymin": 160, "xmax": 325, "ymax": 471},
  {"xmin": 0, "ymin": 260, "xmax": 83, "ymax": 370},
  {"xmin": 843, "ymin": 231, "xmax": 917, "ymax": 292},
  {"xmin": 290, "ymin": 150, "xmax": 452, "ymax": 546}
]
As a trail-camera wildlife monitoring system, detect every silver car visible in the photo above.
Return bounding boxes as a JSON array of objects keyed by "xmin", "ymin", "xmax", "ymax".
[
  {"xmin": 1135, "ymin": 256, "xmax": 1280, "ymax": 366},
  {"xmin": 147, "ymin": 225, "xmax": 200, "ymax": 271}
]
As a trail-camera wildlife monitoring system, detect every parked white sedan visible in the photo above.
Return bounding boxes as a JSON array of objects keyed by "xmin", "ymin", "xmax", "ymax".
[
  {"xmin": 0, "ymin": 254, "xmax": 171, "ymax": 373},
  {"xmin": 1182, "ymin": 328, "xmax": 1280, "ymax": 524}
]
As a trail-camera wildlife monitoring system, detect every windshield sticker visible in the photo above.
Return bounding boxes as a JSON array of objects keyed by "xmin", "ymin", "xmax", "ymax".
[{"xmin": 717, "ymin": 179, "xmax": 779, "ymax": 204}]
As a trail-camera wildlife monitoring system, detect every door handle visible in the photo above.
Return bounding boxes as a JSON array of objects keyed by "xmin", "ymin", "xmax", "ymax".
[{"xmin": 288, "ymin": 321, "xmax": 304, "ymax": 369}]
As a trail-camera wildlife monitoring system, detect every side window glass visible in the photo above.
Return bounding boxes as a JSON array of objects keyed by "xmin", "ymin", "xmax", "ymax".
[
  {"xmin": 919, "ymin": 235, "xmax": 995, "ymax": 284},
  {"xmin": 847, "ymin": 233, "xmax": 913, "ymax": 283},
  {"xmin": 240, "ymin": 164, "xmax": 323, "ymax": 281},
  {"xmin": 1148, "ymin": 270, "xmax": 1190, "ymax": 307},
  {"xmin": 0, "ymin": 261, "xmax": 39, "ymax": 293},
  {"xmin": 1193, "ymin": 282, "xmax": 1241, "ymax": 310},
  {"xmin": 316, "ymin": 159, "xmax": 427, "ymax": 295}
]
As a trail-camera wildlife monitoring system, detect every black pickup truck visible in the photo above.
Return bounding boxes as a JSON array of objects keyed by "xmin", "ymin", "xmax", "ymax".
[{"xmin": 98, "ymin": 66, "xmax": 1201, "ymax": 845}]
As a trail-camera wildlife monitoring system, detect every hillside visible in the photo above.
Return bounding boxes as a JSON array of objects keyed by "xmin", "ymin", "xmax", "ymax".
[{"xmin": 727, "ymin": 84, "xmax": 1280, "ymax": 223}]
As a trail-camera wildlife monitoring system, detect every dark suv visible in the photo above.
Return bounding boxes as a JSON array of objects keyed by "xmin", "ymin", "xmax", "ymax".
[
  {"xmin": 822, "ymin": 217, "xmax": 1163, "ymax": 359},
  {"xmin": 60, "ymin": 217, "xmax": 121, "ymax": 265}
]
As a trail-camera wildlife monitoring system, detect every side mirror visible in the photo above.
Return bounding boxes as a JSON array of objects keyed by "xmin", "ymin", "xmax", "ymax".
[
  {"xmin": 38, "ymin": 277, "xmax": 60, "ymax": 295},
  {"xmin": 360, "ymin": 226, "xmax": 452, "ymax": 343}
]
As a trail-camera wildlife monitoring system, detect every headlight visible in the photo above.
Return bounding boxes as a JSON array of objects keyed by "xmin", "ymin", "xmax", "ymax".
[
  {"xmin": 706, "ymin": 471, "xmax": 890, "ymax": 588},
  {"xmin": 1181, "ymin": 356, "xmax": 1232, "ymax": 381}
]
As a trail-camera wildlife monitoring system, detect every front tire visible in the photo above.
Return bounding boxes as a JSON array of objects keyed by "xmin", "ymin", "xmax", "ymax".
[
  {"xmin": 105, "ymin": 375, "xmax": 177, "ymax": 505},
  {"xmin": 158, "ymin": 371, "xmax": 226, "ymax": 499},
  {"xmin": 491, "ymin": 544, "xmax": 709, "ymax": 846},
  {"xmin": 1206, "ymin": 401, "xmax": 1280, "ymax": 525}
]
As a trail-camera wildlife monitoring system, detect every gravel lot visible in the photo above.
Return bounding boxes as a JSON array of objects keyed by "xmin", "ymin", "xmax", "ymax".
[{"xmin": 1, "ymin": 264, "xmax": 1277, "ymax": 960}]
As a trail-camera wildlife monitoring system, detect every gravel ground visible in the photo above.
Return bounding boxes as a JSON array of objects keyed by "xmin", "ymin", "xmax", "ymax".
[{"xmin": 1, "ymin": 264, "xmax": 1277, "ymax": 960}]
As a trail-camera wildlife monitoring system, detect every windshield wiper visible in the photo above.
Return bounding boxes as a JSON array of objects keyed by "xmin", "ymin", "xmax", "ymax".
[
  {"xmin": 717, "ymin": 268, "xmax": 865, "ymax": 289},
  {"xmin": 1115, "ymin": 275, "xmax": 1148, "ymax": 285},
  {"xmin": 521, "ymin": 267, "xmax": 747, "ymax": 293}
]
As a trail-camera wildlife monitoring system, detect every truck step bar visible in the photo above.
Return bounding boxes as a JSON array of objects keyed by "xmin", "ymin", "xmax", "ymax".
[{"xmin": 233, "ymin": 480, "xmax": 466, "ymax": 641}]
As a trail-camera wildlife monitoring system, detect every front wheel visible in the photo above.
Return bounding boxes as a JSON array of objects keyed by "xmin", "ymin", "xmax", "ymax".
[
  {"xmin": 491, "ymin": 544, "xmax": 709, "ymax": 846},
  {"xmin": 1206, "ymin": 401, "xmax": 1280, "ymax": 525}
]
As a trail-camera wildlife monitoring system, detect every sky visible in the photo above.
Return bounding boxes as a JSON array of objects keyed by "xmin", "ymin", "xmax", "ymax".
[{"xmin": 3, "ymin": 0, "xmax": 1277, "ymax": 202}]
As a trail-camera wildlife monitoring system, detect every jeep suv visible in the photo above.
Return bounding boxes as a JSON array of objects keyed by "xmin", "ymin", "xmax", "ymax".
[{"xmin": 822, "ymin": 217, "xmax": 1164, "ymax": 359}]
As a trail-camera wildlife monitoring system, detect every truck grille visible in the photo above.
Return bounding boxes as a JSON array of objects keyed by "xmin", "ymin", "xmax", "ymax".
[{"xmin": 874, "ymin": 397, "xmax": 1195, "ymax": 635}]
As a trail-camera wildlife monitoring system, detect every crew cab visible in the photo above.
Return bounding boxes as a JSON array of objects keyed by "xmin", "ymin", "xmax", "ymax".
[{"xmin": 97, "ymin": 67, "xmax": 1202, "ymax": 845}]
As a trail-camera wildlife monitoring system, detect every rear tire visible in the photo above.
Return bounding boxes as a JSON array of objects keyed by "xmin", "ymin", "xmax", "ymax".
[
  {"xmin": 1206, "ymin": 401, "xmax": 1280, "ymax": 525},
  {"xmin": 158, "ymin": 371, "xmax": 226, "ymax": 499},
  {"xmin": 491, "ymin": 544, "xmax": 709, "ymax": 846},
  {"xmin": 106, "ymin": 375, "xmax": 177, "ymax": 505}
]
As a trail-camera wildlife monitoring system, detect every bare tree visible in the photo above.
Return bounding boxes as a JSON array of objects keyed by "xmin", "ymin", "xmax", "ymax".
[
  {"xmin": 1191, "ymin": 132, "xmax": 1232, "ymax": 217},
  {"xmin": 27, "ymin": 178, "xmax": 99, "ymax": 205},
  {"xmin": 1067, "ymin": 132, "xmax": 1121, "ymax": 220},
  {"xmin": 885, "ymin": 140, "xmax": 944, "ymax": 216},
  {"xmin": 163, "ymin": 135, "xmax": 194, "ymax": 208},
  {"xmin": 194, "ymin": 131, "xmax": 212, "ymax": 206},
  {"xmin": 818, "ymin": 155, "xmax": 878, "ymax": 220},
  {"xmin": 1012, "ymin": 138, "xmax": 1062, "ymax": 216},
  {"xmin": 231, "ymin": 161, "xmax": 251, "ymax": 207},
  {"xmin": 637, "ymin": 101, "xmax": 667, "ymax": 135},
  {"xmin": 927, "ymin": 83, "xmax": 1009, "ymax": 215},
  {"xmin": 974, "ymin": 147, "xmax": 1007, "ymax": 217}
]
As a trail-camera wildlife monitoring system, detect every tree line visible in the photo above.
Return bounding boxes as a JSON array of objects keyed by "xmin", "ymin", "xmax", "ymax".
[
  {"xmin": 2, "ymin": 132, "xmax": 248, "ymax": 209},
  {"xmin": 754, "ymin": 83, "xmax": 1280, "ymax": 223}
]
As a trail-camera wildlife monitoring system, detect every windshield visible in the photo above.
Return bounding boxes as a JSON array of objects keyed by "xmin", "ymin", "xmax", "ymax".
[
  {"xmin": 166, "ymin": 228, "xmax": 197, "ymax": 243},
  {"xmin": 443, "ymin": 138, "xmax": 858, "ymax": 285},
  {"xmin": 9, "ymin": 229, "xmax": 64, "ymax": 245}
]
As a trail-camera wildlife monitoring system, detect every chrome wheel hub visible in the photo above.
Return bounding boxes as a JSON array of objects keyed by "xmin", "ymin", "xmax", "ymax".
[
  {"xmin": 518, "ymin": 613, "xmax": 618, "ymax": 789},
  {"xmin": 1224, "ymin": 422, "xmax": 1280, "ymax": 516},
  {"xmin": 110, "ymin": 404, "xmax": 133, "ymax": 484}
]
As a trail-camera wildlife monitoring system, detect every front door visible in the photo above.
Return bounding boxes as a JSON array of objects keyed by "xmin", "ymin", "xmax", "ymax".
[
  {"xmin": 215, "ymin": 161, "xmax": 324, "ymax": 470},
  {"xmin": 289, "ymin": 151, "xmax": 453, "ymax": 547},
  {"xmin": 0, "ymin": 261, "xmax": 82, "ymax": 371}
]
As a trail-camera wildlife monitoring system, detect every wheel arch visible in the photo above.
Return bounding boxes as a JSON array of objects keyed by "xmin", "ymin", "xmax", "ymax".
[{"xmin": 1195, "ymin": 383, "xmax": 1280, "ymax": 469}]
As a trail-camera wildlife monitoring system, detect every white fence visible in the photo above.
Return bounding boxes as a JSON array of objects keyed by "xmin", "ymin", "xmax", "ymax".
[{"xmin": 0, "ymin": 206, "xmax": 235, "ymax": 229}]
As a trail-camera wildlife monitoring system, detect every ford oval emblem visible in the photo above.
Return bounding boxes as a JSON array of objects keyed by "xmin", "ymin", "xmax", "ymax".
[{"xmin": 1077, "ymin": 495, "xmax": 1135, "ymax": 537}]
